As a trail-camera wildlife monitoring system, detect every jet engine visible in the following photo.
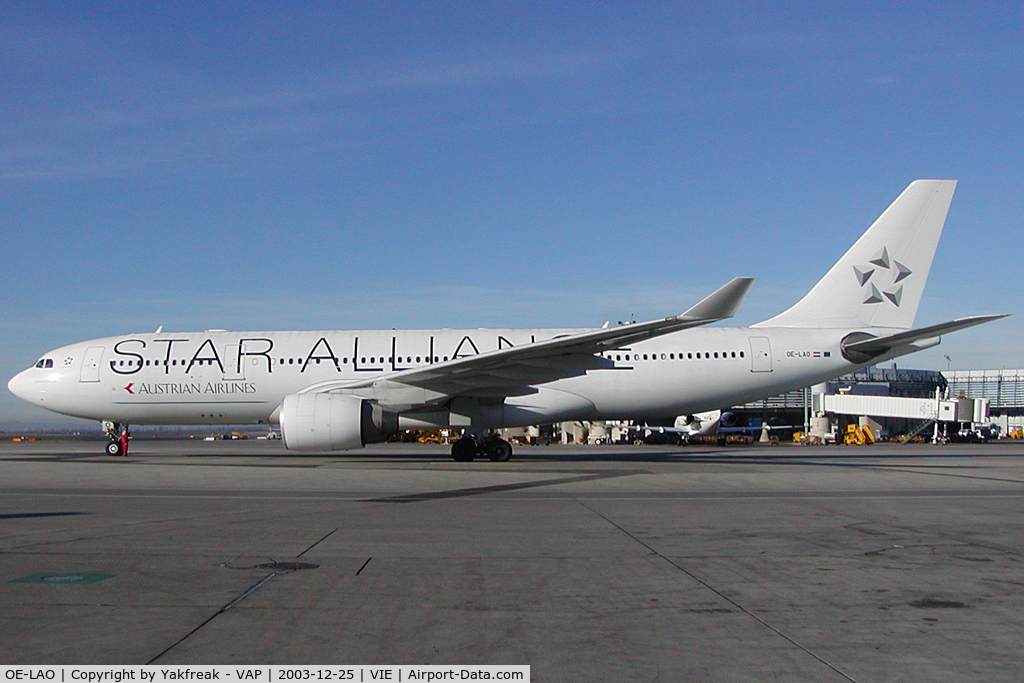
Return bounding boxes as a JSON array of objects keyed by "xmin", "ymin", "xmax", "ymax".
[
  {"xmin": 719, "ymin": 411, "xmax": 738, "ymax": 428},
  {"xmin": 278, "ymin": 393, "xmax": 396, "ymax": 451}
]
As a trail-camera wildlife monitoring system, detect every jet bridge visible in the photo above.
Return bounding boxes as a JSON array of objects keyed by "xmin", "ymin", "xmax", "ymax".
[
  {"xmin": 811, "ymin": 392, "xmax": 990, "ymax": 443},
  {"xmin": 813, "ymin": 394, "xmax": 989, "ymax": 423}
]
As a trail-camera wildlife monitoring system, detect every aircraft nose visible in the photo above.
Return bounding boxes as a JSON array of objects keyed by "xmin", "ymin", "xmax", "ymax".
[
  {"xmin": 9, "ymin": 370, "xmax": 32, "ymax": 401},
  {"xmin": 8, "ymin": 369, "xmax": 44, "ymax": 405}
]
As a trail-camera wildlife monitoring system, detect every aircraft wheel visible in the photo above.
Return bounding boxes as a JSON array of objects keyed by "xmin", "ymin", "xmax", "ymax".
[
  {"xmin": 106, "ymin": 441, "xmax": 123, "ymax": 456},
  {"xmin": 451, "ymin": 438, "xmax": 478, "ymax": 462},
  {"xmin": 486, "ymin": 438, "xmax": 513, "ymax": 462}
]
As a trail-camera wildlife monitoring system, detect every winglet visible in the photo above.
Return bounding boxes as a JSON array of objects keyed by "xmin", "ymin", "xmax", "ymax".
[{"xmin": 682, "ymin": 277, "xmax": 755, "ymax": 321}]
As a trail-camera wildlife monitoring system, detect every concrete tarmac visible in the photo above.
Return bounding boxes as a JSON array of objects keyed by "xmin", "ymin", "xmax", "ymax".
[{"xmin": 2, "ymin": 438, "xmax": 1024, "ymax": 681}]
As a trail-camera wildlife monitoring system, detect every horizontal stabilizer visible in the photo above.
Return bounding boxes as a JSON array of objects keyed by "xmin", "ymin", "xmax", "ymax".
[{"xmin": 841, "ymin": 314, "xmax": 1008, "ymax": 362}]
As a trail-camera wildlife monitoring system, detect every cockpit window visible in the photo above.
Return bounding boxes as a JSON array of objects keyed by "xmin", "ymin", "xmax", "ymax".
[{"xmin": 35, "ymin": 359, "xmax": 54, "ymax": 369}]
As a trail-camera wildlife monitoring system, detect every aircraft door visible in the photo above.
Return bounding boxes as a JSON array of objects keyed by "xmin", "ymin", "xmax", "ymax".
[
  {"xmin": 80, "ymin": 347, "xmax": 104, "ymax": 382},
  {"xmin": 749, "ymin": 337, "xmax": 773, "ymax": 372},
  {"xmin": 223, "ymin": 344, "xmax": 245, "ymax": 380}
]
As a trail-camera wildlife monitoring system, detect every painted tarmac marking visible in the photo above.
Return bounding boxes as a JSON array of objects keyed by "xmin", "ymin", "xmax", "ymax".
[
  {"xmin": 0, "ymin": 511, "xmax": 88, "ymax": 519},
  {"xmin": 297, "ymin": 527, "xmax": 339, "ymax": 557},
  {"xmin": 363, "ymin": 469, "xmax": 647, "ymax": 503}
]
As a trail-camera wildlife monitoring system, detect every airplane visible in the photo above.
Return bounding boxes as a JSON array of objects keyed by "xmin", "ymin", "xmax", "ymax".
[
  {"xmin": 675, "ymin": 410, "xmax": 735, "ymax": 438},
  {"xmin": 646, "ymin": 410, "xmax": 799, "ymax": 443},
  {"xmin": 8, "ymin": 180, "xmax": 1007, "ymax": 461}
]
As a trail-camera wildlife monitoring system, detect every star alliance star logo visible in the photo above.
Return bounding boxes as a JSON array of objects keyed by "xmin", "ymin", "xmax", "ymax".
[{"xmin": 853, "ymin": 247, "xmax": 911, "ymax": 306}]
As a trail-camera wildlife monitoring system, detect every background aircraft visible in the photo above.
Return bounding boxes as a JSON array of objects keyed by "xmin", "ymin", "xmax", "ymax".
[{"xmin": 644, "ymin": 410, "xmax": 801, "ymax": 444}]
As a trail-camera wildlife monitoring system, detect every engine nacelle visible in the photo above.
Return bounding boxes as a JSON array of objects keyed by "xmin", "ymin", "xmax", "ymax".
[
  {"xmin": 720, "ymin": 411, "xmax": 738, "ymax": 428},
  {"xmin": 278, "ymin": 393, "xmax": 396, "ymax": 452}
]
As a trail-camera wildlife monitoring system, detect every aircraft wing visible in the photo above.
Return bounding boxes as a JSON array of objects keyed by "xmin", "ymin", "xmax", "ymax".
[
  {"xmin": 842, "ymin": 314, "xmax": 1008, "ymax": 362},
  {"xmin": 301, "ymin": 277, "xmax": 754, "ymax": 405}
]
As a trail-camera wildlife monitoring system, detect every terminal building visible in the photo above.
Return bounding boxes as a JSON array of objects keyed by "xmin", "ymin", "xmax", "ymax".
[
  {"xmin": 730, "ymin": 366, "xmax": 1023, "ymax": 441},
  {"xmin": 553, "ymin": 366, "xmax": 1024, "ymax": 444},
  {"xmin": 944, "ymin": 369, "xmax": 1024, "ymax": 433}
]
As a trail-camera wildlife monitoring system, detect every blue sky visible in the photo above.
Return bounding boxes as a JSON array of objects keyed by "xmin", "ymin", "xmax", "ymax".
[{"xmin": 2, "ymin": 1, "xmax": 1021, "ymax": 428}]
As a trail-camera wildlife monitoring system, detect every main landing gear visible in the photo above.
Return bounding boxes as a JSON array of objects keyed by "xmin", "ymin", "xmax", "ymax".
[
  {"xmin": 102, "ymin": 421, "xmax": 130, "ymax": 456},
  {"xmin": 451, "ymin": 433, "xmax": 514, "ymax": 462}
]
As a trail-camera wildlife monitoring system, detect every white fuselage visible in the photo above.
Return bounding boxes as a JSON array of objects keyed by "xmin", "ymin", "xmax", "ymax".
[{"xmin": 9, "ymin": 325, "xmax": 875, "ymax": 428}]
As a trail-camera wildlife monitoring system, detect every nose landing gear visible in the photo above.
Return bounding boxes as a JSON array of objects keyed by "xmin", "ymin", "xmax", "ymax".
[{"xmin": 102, "ymin": 421, "xmax": 130, "ymax": 456}]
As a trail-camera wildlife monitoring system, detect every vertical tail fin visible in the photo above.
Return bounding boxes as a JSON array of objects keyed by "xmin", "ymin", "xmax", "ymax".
[{"xmin": 753, "ymin": 180, "xmax": 957, "ymax": 330}]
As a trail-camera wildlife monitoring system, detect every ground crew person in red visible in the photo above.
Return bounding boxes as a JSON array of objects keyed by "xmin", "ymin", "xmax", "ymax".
[{"xmin": 119, "ymin": 426, "xmax": 130, "ymax": 456}]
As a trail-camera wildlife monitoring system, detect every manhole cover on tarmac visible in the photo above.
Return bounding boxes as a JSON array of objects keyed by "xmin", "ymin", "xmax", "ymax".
[{"xmin": 256, "ymin": 561, "xmax": 320, "ymax": 571}]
